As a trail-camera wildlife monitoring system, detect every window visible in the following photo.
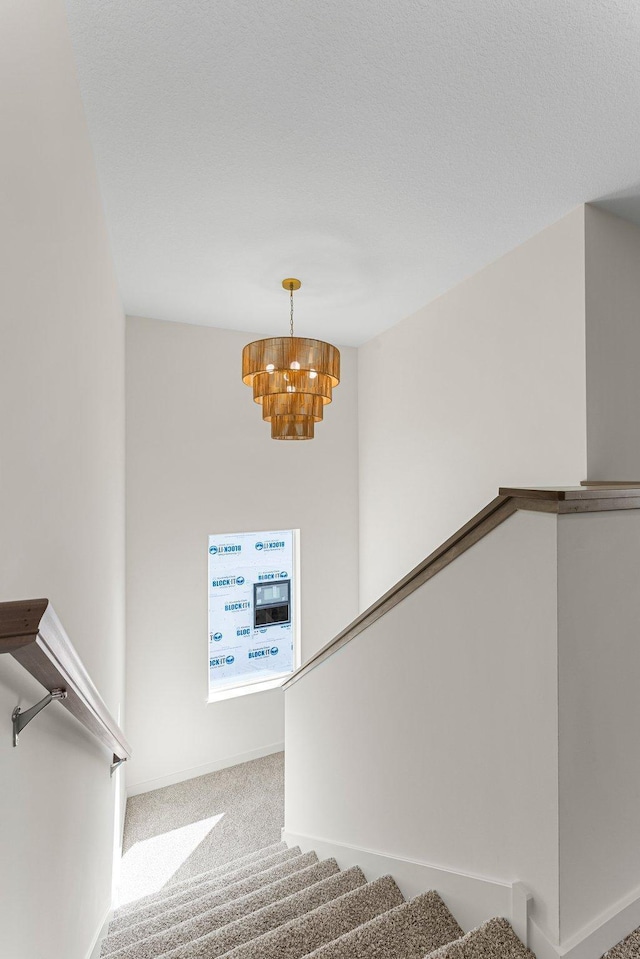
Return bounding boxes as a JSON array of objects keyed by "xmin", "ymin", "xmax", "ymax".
[{"xmin": 207, "ymin": 529, "xmax": 299, "ymax": 699}]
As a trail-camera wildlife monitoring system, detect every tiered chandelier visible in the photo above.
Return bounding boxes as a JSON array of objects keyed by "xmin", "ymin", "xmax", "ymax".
[{"xmin": 242, "ymin": 279, "xmax": 340, "ymax": 440}]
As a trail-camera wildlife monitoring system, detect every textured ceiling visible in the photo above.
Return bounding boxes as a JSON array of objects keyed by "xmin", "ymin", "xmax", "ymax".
[{"xmin": 64, "ymin": 0, "xmax": 640, "ymax": 346}]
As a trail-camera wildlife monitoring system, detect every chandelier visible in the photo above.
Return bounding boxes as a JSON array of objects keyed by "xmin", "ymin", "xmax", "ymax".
[{"xmin": 242, "ymin": 279, "xmax": 340, "ymax": 440}]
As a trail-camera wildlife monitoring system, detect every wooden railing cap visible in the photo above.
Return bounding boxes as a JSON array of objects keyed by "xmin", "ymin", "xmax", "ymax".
[
  {"xmin": 500, "ymin": 484, "xmax": 640, "ymax": 500},
  {"xmin": 0, "ymin": 598, "xmax": 50, "ymax": 652}
]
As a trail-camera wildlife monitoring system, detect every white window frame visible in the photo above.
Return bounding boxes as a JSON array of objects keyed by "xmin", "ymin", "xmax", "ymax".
[{"xmin": 206, "ymin": 529, "xmax": 301, "ymax": 703}]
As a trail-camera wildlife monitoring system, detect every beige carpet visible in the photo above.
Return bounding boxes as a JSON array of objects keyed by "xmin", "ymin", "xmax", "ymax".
[
  {"xmin": 101, "ymin": 831, "xmax": 640, "ymax": 959},
  {"xmin": 603, "ymin": 928, "xmax": 640, "ymax": 959},
  {"xmin": 101, "ymin": 846, "xmax": 467, "ymax": 959},
  {"xmin": 119, "ymin": 752, "xmax": 284, "ymax": 903}
]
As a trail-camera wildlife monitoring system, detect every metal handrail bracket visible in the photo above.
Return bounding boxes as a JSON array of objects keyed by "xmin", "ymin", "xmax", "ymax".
[
  {"xmin": 110, "ymin": 755, "xmax": 127, "ymax": 777},
  {"xmin": 12, "ymin": 688, "xmax": 68, "ymax": 747}
]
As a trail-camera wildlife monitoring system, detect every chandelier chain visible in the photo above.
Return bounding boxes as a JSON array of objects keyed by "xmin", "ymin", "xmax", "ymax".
[{"xmin": 290, "ymin": 284, "xmax": 294, "ymax": 337}]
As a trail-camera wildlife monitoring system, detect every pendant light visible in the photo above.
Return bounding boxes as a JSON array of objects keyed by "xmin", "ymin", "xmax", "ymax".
[{"xmin": 242, "ymin": 279, "xmax": 340, "ymax": 440}]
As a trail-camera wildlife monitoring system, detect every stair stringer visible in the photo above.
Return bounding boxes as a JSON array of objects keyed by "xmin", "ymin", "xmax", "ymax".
[
  {"xmin": 282, "ymin": 834, "xmax": 640, "ymax": 959},
  {"xmin": 282, "ymin": 830, "xmax": 513, "ymax": 938}
]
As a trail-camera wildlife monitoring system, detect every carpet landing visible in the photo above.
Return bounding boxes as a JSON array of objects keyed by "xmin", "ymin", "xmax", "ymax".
[{"xmin": 121, "ymin": 752, "xmax": 285, "ymax": 902}]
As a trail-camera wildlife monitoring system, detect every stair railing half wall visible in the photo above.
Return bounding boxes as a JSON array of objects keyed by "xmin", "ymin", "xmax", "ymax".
[
  {"xmin": 283, "ymin": 484, "xmax": 640, "ymax": 689},
  {"xmin": 0, "ymin": 598, "xmax": 131, "ymax": 769}
]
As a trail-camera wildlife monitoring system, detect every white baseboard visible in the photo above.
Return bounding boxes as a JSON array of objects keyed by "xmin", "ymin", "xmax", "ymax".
[
  {"xmin": 528, "ymin": 881, "xmax": 640, "ymax": 959},
  {"xmin": 86, "ymin": 904, "xmax": 112, "ymax": 959},
  {"xmin": 281, "ymin": 829, "xmax": 513, "ymax": 936},
  {"xmin": 127, "ymin": 742, "xmax": 284, "ymax": 797}
]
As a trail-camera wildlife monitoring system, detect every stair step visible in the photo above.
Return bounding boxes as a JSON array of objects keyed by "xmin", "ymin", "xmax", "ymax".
[
  {"xmin": 302, "ymin": 890, "xmax": 463, "ymax": 959},
  {"xmin": 147, "ymin": 865, "xmax": 367, "ymax": 959},
  {"xmin": 110, "ymin": 846, "xmax": 300, "ymax": 933},
  {"xmin": 222, "ymin": 875, "xmax": 404, "ymax": 959},
  {"xmin": 165, "ymin": 841, "xmax": 287, "ymax": 888},
  {"xmin": 424, "ymin": 917, "xmax": 534, "ymax": 959},
  {"xmin": 603, "ymin": 926, "xmax": 640, "ymax": 959},
  {"xmin": 114, "ymin": 842, "xmax": 286, "ymax": 919},
  {"xmin": 101, "ymin": 850, "xmax": 315, "ymax": 955},
  {"xmin": 102, "ymin": 859, "xmax": 341, "ymax": 959}
]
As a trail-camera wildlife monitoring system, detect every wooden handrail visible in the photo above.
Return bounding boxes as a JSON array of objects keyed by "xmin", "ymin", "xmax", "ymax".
[
  {"xmin": 283, "ymin": 484, "xmax": 640, "ymax": 689},
  {"xmin": 0, "ymin": 599, "xmax": 131, "ymax": 762}
]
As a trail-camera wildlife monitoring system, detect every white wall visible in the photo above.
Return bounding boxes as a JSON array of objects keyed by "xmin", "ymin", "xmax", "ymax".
[
  {"xmin": 0, "ymin": 2, "xmax": 125, "ymax": 957},
  {"xmin": 285, "ymin": 509, "xmax": 561, "ymax": 942},
  {"xmin": 358, "ymin": 208, "xmax": 587, "ymax": 607},
  {"xmin": 286, "ymin": 504, "xmax": 640, "ymax": 952},
  {"xmin": 125, "ymin": 316, "xmax": 359, "ymax": 792},
  {"xmin": 585, "ymin": 205, "xmax": 640, "ymax": 482},
  {"xmin": 558, "ymin": 510, "xmax": 640, "ymax": 942}
]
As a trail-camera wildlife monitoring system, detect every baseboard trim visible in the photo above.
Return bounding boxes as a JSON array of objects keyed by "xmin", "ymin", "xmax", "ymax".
[
  {"xmin": 281, "ymin": 829, "xmax": 513, "ymax": 936},
  {"xmin": 87, "ymin": 904, "xmax": 112, "ymax": 959},
  {"xmin": 529, "ymin": 882, "xmax": 640, "ymax": 959},
  {"xmin": 127, "ymin": 742, "xmax": 284, "ymax": 797}
]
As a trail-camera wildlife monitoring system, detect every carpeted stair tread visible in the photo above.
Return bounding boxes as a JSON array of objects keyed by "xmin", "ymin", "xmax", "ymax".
[
  {"xmin": 114, "ymin": 842, "xmax": 287, "ymax": 919},
  {"xmin": 424, "ymin": 917, "xmax": 535, "ymax": 959},
  {"xmin": 302, "ymin": 890, "xmax": 464, "ymax": 959},
  {"xmin": 102, "ymin": 859, "xmax": 342, "ymax": 959},
  {"xmin": 165, "ymin": 842, "xmax": 287, "ymax": 887},
  {"xmin": 111, "ymin": 846, "xmax": 297, "ymax": 932},
  {"xmin": 602, "ymin": 926, "xmax": 640, "ymax": 959},
  {"xmin": 101, "ymin": 850, "xmax": 316, "ymax": 955},
  {"xmin": 221, "ymin": 875, "xmax": 404, "ymax": 959},
  {"xmin": 146, "ymin": 865, "xmax": 367, "ymax": 959}
]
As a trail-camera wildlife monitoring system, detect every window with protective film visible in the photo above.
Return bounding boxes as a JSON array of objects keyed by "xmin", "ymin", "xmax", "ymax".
[{"xmin": 208, "ymin": 529, "xmax": 298, "ymax": 697}]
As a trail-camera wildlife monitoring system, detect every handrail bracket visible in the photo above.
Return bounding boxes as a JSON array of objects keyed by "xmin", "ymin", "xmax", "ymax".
[
  {"xmin": 1, "ymin": 598, "xmax": 131, "ymax": 764},
  {"xmin": 12, "ymin": 688, "xmax": 68, "ymax": 747},
  {"xmin": 110, "ymin": 755, "xmax": 127, "ymax": 777}
]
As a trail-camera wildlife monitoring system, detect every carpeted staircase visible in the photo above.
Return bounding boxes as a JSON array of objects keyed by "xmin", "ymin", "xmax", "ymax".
[{"xmin": 99, "ymin": 841, "xmax": 535, "ymax": 959}]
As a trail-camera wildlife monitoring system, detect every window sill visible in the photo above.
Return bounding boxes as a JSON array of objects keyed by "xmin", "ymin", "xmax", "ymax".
[{"xmin": 207, "ymin": 676, "xmax": 288, "ymax": 704}]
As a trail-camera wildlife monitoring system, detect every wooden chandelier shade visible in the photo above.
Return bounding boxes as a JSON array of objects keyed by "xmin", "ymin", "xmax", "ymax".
[
  {"xmin": 271, "ymin": 414, "xmax": 315, "ymax": 440},
  {"xmin": 242, "ymin": 337, "xmax": 340, "ymax": 387},
  {"xmin": 252, "ymin": 370, "xmax": 333, "ymax": 405},
  {"xmin": 242, "ymin": 284, "xmax": 341, "ymax": 440},
  {"xmin": 262, "ymin": 393, "xmax": 324, "ymax": 422}
]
